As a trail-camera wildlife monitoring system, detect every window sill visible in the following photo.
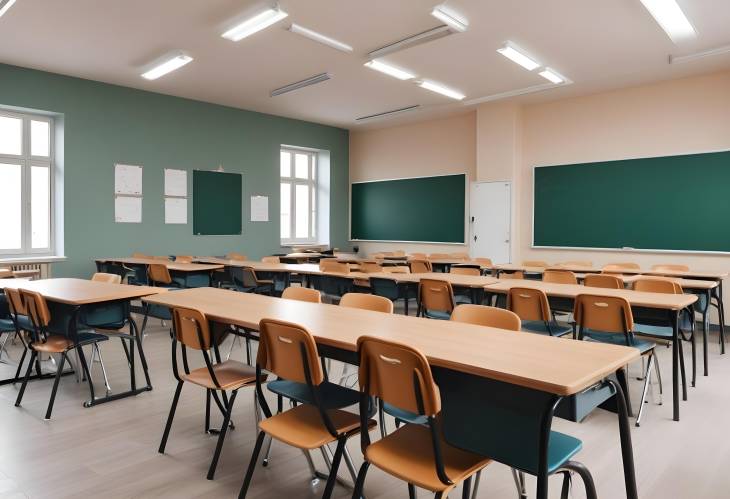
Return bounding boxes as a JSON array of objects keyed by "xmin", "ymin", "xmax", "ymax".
[{"xmin": 0, "ymin": 255, "xmax": 67, "ymax": 264}]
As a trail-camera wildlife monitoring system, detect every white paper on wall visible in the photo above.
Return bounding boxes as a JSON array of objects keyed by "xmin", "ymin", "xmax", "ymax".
[
  {"xmin": 115, "ymin": 164, "xmax": 143, "ymax": 195},
  {"xmin": 164, "ymin": 169, "xmax": 187, "ymax": 197},
  {"xmin": 250, "ymin": 195, "xmax": 269, "ymax": 222},
  {"xmin": 115, "ymin": 196, "xmax": 142, "ymax": 223},
  {"xmin": 165, "ymin": 197, "xmax": 187, "ymax": 224}
]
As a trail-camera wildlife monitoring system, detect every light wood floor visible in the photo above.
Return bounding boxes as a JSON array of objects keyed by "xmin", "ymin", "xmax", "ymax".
[{"xmin": 1, "ymin": 308, "xmax": 730, "ymax": 499}]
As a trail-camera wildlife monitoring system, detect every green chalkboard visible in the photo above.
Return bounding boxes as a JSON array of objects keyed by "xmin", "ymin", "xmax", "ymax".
[
  {"xmin": 351, "ymin": 174, "xmax": 466, "ymax": 243},
  {"xmin": 533, "ymin": 150, "xmax": 730, "ymax": 252},
  {"xmin": 193, "ymin": 170, "xmax": 242, "ymax": 235}
]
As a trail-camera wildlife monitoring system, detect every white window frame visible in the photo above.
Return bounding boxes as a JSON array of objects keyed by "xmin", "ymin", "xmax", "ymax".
[
  {"xmin": 0, "ymin": 110, "xmax": 54, "ymax": 256},
  {"xmin": 280, "ymin": 147, "xmax": 318, "ymax": 245}
]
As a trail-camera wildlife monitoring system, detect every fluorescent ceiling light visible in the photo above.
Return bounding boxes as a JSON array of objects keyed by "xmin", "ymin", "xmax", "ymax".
[
  {"xmin": 497, "ymin": 42, "xmax": 540, "ymax": 71},
  {"xmin": 669, "ymin": 43, "xmax": 730, "ymax": 64},
  {"xmin": 141, "ymin": 52, "xmax": 193, "ymax": 80},
  {"xmin": 418, "ymin": 80, "xmax": 465, "ymax": 100},
  {"xmin": 271, "ymin": 73, "xmax": 332, "ymax": 97},
  {"xmin": 364, "ymin": 60, "xmax": 415, "ymax": 80},
  {"xmin": 0, "ymin": 0, "xmax": 17, "ymax": 18},
  {"xmin": 431, "ymin": 5, "xmax": 468, "ymax": 32},
  {"xmin": 222, "ymin": 7, "xmax": 288, "ymax": 42},
  {"xmin": 356, "ymin": 105, "xmax": 420, "ymax": 122},
  {"xmin": 639, "ymin": 0, "xmax": 696, "ymax": 44},
  {"xmin": 288, "ymin": 23, "xmax": 353, "ymax": 52},
  {"xmin": 538, "ymin": 67, "xmax": 565, "ymax": 84}
]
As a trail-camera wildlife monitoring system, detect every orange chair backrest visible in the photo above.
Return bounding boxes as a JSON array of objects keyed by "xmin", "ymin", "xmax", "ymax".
[
  {"xmin": 603, "ymin": 262, "xmax": 640, "ymax": 271},
  {"xmin": 410, "ymin": 260, "xmax": 432, "ymax": 274},
  {"xmin": 227, "ymin": 252, "xmax": 248, "ymax": 261},
  {"xmin": 542, "ymin": 270, "xmax": 577, "ymax": 285},
  {"xmin": 633, "ymin": 278, "xmax": 682, "ymax": 294},
  {"xmin": 574, "ymin": 294, "xmax": 634, "ymax": 333},
  {"xmin": 319, "ymin": 260, "xmax": 349, "ymax": 273},
  {"xmin": 584, "ymin": 274, "xmax": 624, "ymax": 289},
  {"xmin": 175, "ymin": 255, "xmax": 193, "ymax": 263},
  {"xmin": 172, "ymin": 307, "xmax": 212, "ymax": 350},
  {"xmin": 5, "ymin": 287, "xmax": 26, "ymax": 315},
  {"xmin": 410, "ymin": 253, "xmax": 428, "ymax": 259},
  {"xmin": 261, "ymin": 256, "xmax": 280, "ymax": 263},
  {"xmin": 419, "ymin": 279, "xmax": 455, "ymax": 313},
  {"xmin": 148, "ymin": 263, "xmax": 172, "ymax": 285},
  {"xmin": 450, "ymin": 267, "xmax": 480, "ymax": 276},
  {"xmin": 19, "ymin": 289, "xmax": 51, "ymax": 328},
  {"xmin": 383, "ymin": 266, "xmax": 410, "ymax": 274},
  {"xmin": 340, "ymin": 293, "xmax": 393, "ymax": 313},
  {"xmin": 357, "ymin": 336, "xmax": 440, "ymax": 417},
  {"xmin": 651, "ymin": 264, "xmax": 689, "ymax": 272},
  {"xmin": 500, "ymin": 271, "xmax": 524, "ymax": 280},
  {"xmin": 281, "ymin": 286, "xmax": 321, "ymax": 303},
  {"xmin": 451, "ymin": 304, "xmax": 520, "ymax": 331},
  {"xmin": 507, "ymin": 287, "xmax": 551, "ymax": 322},
  {"xmin": 258, "ymin": 319, "xmax": 323, "ymax": 385},
  {"xmin": 92, "ymin": 273, "xmax": 122, "ymax": 284},
  {"xmin": 360, "ymin": 262, "xmax": 383, "ymax": 273}
]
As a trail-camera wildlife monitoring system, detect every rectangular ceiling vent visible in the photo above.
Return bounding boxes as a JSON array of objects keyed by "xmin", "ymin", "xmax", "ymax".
[
  {"xmin": 271, "ymin": 73, "xmax": 332, "ymax": 97},
  {"xmin": 356, "ymin": 105, "xmax": 420, "ymax": 122},
  {"xmin": 368, "ymin": 25, "xmax": 453, "ymax": 59}
]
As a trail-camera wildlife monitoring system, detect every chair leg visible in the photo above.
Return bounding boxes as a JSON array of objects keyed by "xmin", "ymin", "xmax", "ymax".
[
  {"xmin": 351, "ymin": 461, "xmax": 370, "ymax": 499},
  {"xmin": 408, "ymin": 483, "xmax": 417, "ymax": 499},
  {"xmin": 690, "ymin": 325, "xmax": 697, "ymax": 388},
  {"xmin": 461, "ymin": 476, "xmax": 472, "ymax": 499},
  {"xmin": 378, "ymin": 403, "xmax": 388, "ymax": 438},
  {"xmin": 94, "ymin": 343, "xmax": 112, "ymax": 392},
  {"xmin": 678, "ymin": 337, "xmax": 687, "ymax": 401},
  {"xmin": 14, "ymin": 346, "xmax": 28, "ymax": 381},
  {"xmin": 15, "ymin": 350, "xmax": 37, "ymax": 407},
  {"xmin": 44, "ymin": 352, "xmax": 67, "ymax": 420},
  {"xmin": 561, "ymin": 461, "xmax": 597, "ymax": 499},
  {"xmin": 158, "ymin": 380, "xmax": 184, "ymax": 453},
  {"xmin": 205, "ymin": 389, "xmax": 211, "ymax": 433},
  {"xmin": 654, "ymin": 352, "xmax": 663, "ymax": 404},
  {"xmin": 511, "ymin": 468, "xmax": 527, "ymax": 499},
  {"xmin": 322, "ymin": 438, "xmax": 346, "ymax": 499},
  {"xmin": 239, "ymin": 431, "xmax": 267, "ymax": 498},
  {"xmin": 470, "ymin": 470, "xmax": 482, "ymax": 499},
  {"xmin": 635, "ymin": 353, "xmax": 654, "ymax": 427},
  {"xmin": 560, "ymin": 471, "xmax": 571, "ymax": 499},
  {"xmin": 207, "ymin": 389, "xmax": 238, "ymax": 480},
  {"xmin": 342, "ymin": 445, "xmax": 360, "ymax": 487}
]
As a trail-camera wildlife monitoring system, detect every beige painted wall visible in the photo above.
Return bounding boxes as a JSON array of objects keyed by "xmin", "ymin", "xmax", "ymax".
[{"xmin": 349, "ymin": 112, "xmax": 476, "ymax": 256}]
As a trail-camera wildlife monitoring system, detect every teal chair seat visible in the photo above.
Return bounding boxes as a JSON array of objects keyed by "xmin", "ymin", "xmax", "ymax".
[
  {"xmin": 545, "ymin": 432, "xmax": 583, "ymax": 474},
  {"xmin": 268, "ymin": 379, "xmax": 360, "ymax": 410},
  {"xmin": 583, "ymin": 331, "xmax": 655, "ymax": 354},
  {"xmin": 522, "ymin": 320, "xmax": 572, "ymax": 337},
  {"xmin": 13, "ymin": 315, "xmax": 33, "ymax": 332},
  {"xmin": 633, "ymin": 323, "xmax": 673, "ymax": 338},
  {"xmin": 0, "ymin": 318, "xmax": 15, "ymax": 333},
  {"xmin": 423, "ymin": 309, "xmax": 451, "ymax": 320},
  {"xmin": 381, "ymin": 401, "xmax": 428, "ymax": 426}
]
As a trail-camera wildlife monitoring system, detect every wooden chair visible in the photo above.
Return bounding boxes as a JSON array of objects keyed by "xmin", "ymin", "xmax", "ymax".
[
  {"xmin": 3, "ymin": 288, "xmax": 33, "ymax": 380},
  {"xmin": 451, "ymin": 304, "xmax": 521, "ymax": 331},
  {"xmin": 409, "ymin": 252, "xmax": 427, "ymax": 259},
  {"xmin": 573, "ymin": 294, "xmax": 660, "ymax": 427},
  {"xmin": 340, "ymin": 293, "xmax": 393, "ymax": 314},
  {"xmin": 261, "ymin": 256, "xmax": 280, "ymax": 263},
  {"xmin": 602, "ymin": 263, "xmax": 640, "ymax": 272},
  {"xmin": 410, "ymin": 260, "xmax": 432, "ymax": 274},
  {"xmin": 226, "ymin": 252, "xmax": 248, "ymax": 261},
  {"xmin": 319, "ymin": 260, "xmax": 350, "ymax": 273},
  {"xmin": 175, "ymin": 255, "xmax": 193, "ymax": 263},
  {"xmin": 239, "ymin": 319, "xmax": 374, "ymax": 498},
  {"xmin": 281, "ymin": 286, "xmax": 321, "ymax": 303},
  {"xmin": 542, "ymin": 270, "xmax": 578, "ymax": 285},
  {"xmin": 633, "ymin": 278, "xmax": 682, "ymax": 294},
  {"xmin": 141, "ymin": 263, "xmax": 181, "ymax": 335},
  {"xmin": 584, "ymin": 274, "xmax": 624, "ymax": 289},
  {"xmin": 91, "ymin": 272, "xmax": 122, "ymax": 284},
  {"xmin": 15, "ymin": 289, "xmax": 108, "ymax": 420},
  {"xmin": 352, "ymin": 336, "xmax": 491, "ymax": 499},
  {"xmin": 158, "ymin": 307, "xmax": 260, "ymax": 479},
  {"xmin": 418, "ymin": 279, "xmax": 455, "ymax": 320},
  {"xmin": 450, "ymin": 267, "xmax": 480, "ymax": 276},
  {"xmin": 507, "ymin": 287, "xmax": 571, "ymax": 337},
  {"xmin": 500, "ymin": 271, "xmax": 524, "ymax": 280},
  {"xmin": 651, "ymin": 264, "xmax": 689, "ymax": 272}
]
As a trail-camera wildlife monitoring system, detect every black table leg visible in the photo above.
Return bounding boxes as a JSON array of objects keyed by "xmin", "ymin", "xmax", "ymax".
[{"xmin": 671, "ymin": 309, "xmax": 680, "ymax": 421}]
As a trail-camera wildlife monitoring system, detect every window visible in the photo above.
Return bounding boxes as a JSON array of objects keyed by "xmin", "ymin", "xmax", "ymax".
[
  {"xmin": 0, "ymin": 111, "xmax": 54, "ymax": 255},
  {"xmin": 280, "ymin": 147, "xmax": 317, "ymax": 244}
]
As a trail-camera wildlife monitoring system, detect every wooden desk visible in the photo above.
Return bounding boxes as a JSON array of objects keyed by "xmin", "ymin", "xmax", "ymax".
[
  {"xmin": 486, "ymin": 279, "xmax": 696, "ymax": 422},
  {"xmin": 143, "ymin": 287, "xmax": 638, "ymax": 499},
  {"xmin": 1, "ymin": 278, "xmax": 164, "ymax": 406},
  {"xmin": 96, "ymin": 257, "xmax": 222, "ymax": 287}
]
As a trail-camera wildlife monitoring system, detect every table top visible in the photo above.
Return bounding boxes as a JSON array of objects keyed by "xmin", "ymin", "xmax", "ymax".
[
  {"xmin": 96, "ymin": 257, "xmax": 223, "ymax": 272},
  {"xmin": 0, "ymin": 278, "xmax": 166, "ymax": 305},
  {"xmin": 143, "ymin": 287, "xmax": 638, "ymax": 396},
  {"xmin": 364, "ymin": 271, "xmax": 499, "ymax": 288},
  {"xmin": 607, "ymin": 274, "xmax": 718, "ymax": 290},
  {"xmin": 492, "ymin": 263, "xmax": 728, "ymax": 280},
  {"xmin": 486, "ymin": 279, "xmax": 697, "ymax": 311}
]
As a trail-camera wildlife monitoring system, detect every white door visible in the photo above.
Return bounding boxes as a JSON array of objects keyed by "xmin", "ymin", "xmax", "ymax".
[{"xmin": 469, "ymin": 181, "xmax": 511, "ymax": 263}]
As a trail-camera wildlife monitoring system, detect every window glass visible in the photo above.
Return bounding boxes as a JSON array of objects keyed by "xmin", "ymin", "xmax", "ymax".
[
  {"xmin": 280, "ymin": 182, "xmax": 291, "ymax": 239},
  {"xmin": 295, "ymin": 184, "xmax": 309, "ymax": 238},
  {"xmin": 31, "ymin": 165, "xmax": 50, "ymax": 248},
  {"xmin": 280, "ymin": 151, "xmax": 291, "ymax": 177},
  {"xmin": 0, "ymin": 116, "xmax": 22, "ymax": 155},
  {"xmin": 0, "ymin": 163, "xmax": 22, "ymax": 249},
  {"xmin": 31, "ymin": 120, "xmax": 50, "ymax": 157},
  {"xmin": 294, "ymin": 153, "xmax": 309, "ymax": 179}
]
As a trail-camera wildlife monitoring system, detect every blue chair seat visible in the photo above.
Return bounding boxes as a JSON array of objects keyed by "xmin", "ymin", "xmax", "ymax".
[
  {"xmin": 382, "ymin": 402, "xmax": 428, "ymax": 426},
  {"xmin": 268, "ymin": 379, "xmax": 359, "ymax": 409},
  {"xmin": 454, "ymin": 295, "xmax": 472, "ymax": 305},
  {"xmin": 633, "ymin": 323, "xmax": 673, "ymax": 338},
  {"xmin": 76, "ymin": 330, "xmax": 110, "ymax": 345},
  {"xmin": 423, "ymin": 309, "xmax": 451, "ymax": 320},
  {"xmin": 0, "ymin": 318, "xmax": 15, "ymax": 333},
  {"xmin": 13, "ymin": 315, "xmax": 33, "ymax": 332},
  {"xmin": 583, "ymin": 332, "xmax": 655, "ymax": 354},
  {"xmin": 522, "ymin": 320, "xmax": 572, "ymax": 337},
  {"xmin": 546, "ymin": 431, "xmax": 583, "ymax": 474}
]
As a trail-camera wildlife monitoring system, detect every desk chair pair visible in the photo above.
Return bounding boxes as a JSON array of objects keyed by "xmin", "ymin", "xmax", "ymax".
[{"xmin": 13, "ymin": 288, "xmax": 109, "ymax": 420}]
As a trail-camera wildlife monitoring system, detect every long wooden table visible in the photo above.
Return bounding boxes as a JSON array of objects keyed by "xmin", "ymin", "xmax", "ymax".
[
  {"xmin": 485, "ymin": 279, "xmax": 697, "ymax": 422},
  {"xmin": 96, "ymin": 257, "xmax": 223, "ymax": 287},
  {"xmin": 143, "ymin": 286, "xmax": 639, "ymax": 499},
  {"xmin": 0, "ymin": 278, "xmax": 164, "ymax": 405}
]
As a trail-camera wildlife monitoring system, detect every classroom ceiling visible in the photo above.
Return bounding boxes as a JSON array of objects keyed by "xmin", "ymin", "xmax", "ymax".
[{"xmin": 0, "ymin": 0, "xmax": 729, "ymax": 130}]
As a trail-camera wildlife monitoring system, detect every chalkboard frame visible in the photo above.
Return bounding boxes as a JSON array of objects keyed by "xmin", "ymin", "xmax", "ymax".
[
  {"xmin": 349, "ymin": 173, "xmax": 468, "ymax": 245},
  {"xmin": 531, "ymin": 149, "xmax": 730, "ymax": 254}
]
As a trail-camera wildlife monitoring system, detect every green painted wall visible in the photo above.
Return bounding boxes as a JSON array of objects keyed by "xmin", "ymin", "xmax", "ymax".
[{"xmin": 0, "ymin": 63, "xmax": 350, "ymax": 278}]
